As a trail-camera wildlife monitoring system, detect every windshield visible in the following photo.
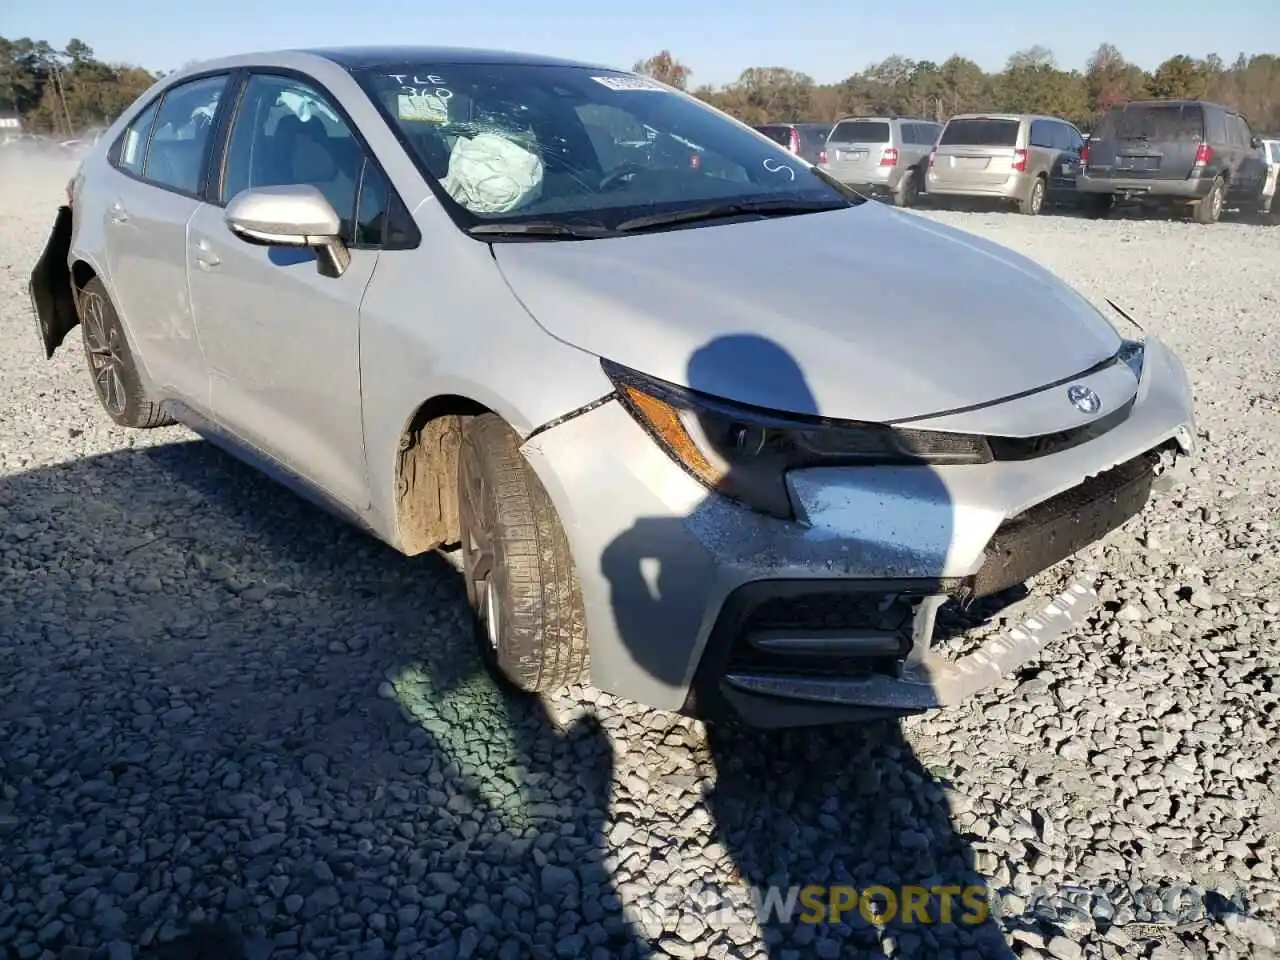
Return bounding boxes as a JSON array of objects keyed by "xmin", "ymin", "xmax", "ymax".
[
  {"xmin": 355, "ymin": 63, "xmax": 853, "ymax": 229},
  {"xmin": 940, "ymin": 118, "xmax": 1021, "ymax": 148}
]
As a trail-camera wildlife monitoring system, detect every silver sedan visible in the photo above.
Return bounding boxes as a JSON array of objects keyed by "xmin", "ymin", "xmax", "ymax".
[{"xmin": 30, "ymin": 45, "xmax": 1196, "ymax": 727}]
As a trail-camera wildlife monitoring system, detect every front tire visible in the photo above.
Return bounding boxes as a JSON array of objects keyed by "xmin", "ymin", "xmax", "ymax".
[
  {"xmin": 457, "ymin": 414, "xmax": 588, "ymax": 693},
  {"xmin": 78, "ymin": 277, "xmax": 173, "ymax": 428}
]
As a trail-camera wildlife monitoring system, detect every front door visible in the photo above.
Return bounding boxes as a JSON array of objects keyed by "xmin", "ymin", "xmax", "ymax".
[{"xmin": 186, "ymin": 71, "xmax": 375, "ymax": 511}]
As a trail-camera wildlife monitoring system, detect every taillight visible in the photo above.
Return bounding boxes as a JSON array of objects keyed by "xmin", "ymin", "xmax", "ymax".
[
  {"xmin": 818, "ymin": 149, "xmax": 828, "ymax": 165},
  {"xmin": 1194, "ymin": 143, "xmax": 1214, "ymax": 166},
  {"xmin": 789, "ymin": 128, "xmax": 800, "ymax": 155},
  {"xmin": 690, "ymin": 152, "xmax": 701, "ymax": 170},
  {"xmin": 880, "ymin": 147, "xmax": 899, "ymax": 167},
  {"xmin": 1080, "ymin": 142, "xmax": 1091, "ymax": 165},
  {"xmin": 928, "ymin": 147, "xmax": 937, "ymax": 169},
  {"xmin": 1012, "ymin": 148, "xmax": 1028, "ymax": 172}
]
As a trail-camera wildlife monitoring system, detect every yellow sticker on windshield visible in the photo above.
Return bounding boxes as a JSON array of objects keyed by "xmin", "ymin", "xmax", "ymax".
[{"xmin": 397, "ymin": 93, "xmax": 449, "ymax": 123}]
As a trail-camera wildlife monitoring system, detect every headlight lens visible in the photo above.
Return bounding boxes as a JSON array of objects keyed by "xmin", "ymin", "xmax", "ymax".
[{"xmin": 603, "ymin": 360, "xmax": 992, "ymax": 519}]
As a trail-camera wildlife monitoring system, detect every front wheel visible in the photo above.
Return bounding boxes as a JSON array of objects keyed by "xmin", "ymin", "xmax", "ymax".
[
  {"xmin": 457, "ymin": 414, "xmax": 589, "ymax": 693},
  {"xmin": 78, "ymin": 277, "xmax": 174, "ymax": 428}
]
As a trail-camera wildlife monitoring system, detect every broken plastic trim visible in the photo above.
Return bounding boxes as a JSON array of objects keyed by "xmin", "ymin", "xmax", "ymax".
[{"xmin": 523, "ymin": 392, "xmax": 618, "ymax": 442}]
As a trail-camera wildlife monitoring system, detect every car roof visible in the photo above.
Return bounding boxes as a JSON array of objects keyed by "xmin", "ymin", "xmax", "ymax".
[
  {"xmin": 302, "ymin": 45, "xmax": 614, "ymax": 71},
  {"xmin": 1106, "ymin": 99, "xmax": 1231, "ymax": 113},
  {"xmin": 163, "ymin": 45, "xmax": 621, "ymax": 81}
]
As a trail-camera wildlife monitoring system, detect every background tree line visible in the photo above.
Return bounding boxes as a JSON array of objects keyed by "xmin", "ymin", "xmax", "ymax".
[
  {"xmin": 3, "ymin": 36, "xmax": 1277, "ymax": 138},
  {"xmin": 635, "ymin": 46, "xmax": 1280, "ymax": 133},
  {"xmin": 1, "ymin": 36, "xmax": 156, "ymax": 136}
]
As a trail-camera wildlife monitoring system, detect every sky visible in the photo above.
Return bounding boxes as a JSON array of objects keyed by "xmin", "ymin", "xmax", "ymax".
[{"xmin": 4, "ymin": 0, "xmax": 1277, "ymax": 88}]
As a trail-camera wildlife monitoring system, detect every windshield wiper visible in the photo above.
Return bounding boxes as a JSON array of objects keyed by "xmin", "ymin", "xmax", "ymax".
[
  {"xmin": 615, "ymin": 199, "xmax": 849, "ymax": 233},
  {"xmin": 467, "ymin": 220, "xmax": 617, "ymax": 240}
]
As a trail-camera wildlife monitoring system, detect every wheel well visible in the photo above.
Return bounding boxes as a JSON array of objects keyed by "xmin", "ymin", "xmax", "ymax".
[
  {"xmin": 394, "ymin": 394, "xmax": 490, "ymax": 555},
  {"xmin": 71, "ymin": 260, "xmax": 96, "ymax": 311}
]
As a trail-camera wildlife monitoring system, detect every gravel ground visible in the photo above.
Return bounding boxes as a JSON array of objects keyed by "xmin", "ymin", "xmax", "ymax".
[{"xmin": 1, "ymin": 152, "xmax": 1278, "ymax": 960}]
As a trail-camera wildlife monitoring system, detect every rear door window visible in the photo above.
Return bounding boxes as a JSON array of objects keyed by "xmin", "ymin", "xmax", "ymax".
[
  {"xmin": 1029, "ymin": 120, "xmax": 1053, "ymax": 149},
  {"xmin": 116, "ymin": 99, "xmax": 160, "ymax": 176},
  {"xmin": 939, "ymin": 118, "xmax": 1021, "ymax": 147},
  {"xmin": 829, "ymin": 120, "xmax": 890, "ymax": 143},
  {"xmin": 143, "ymin": 74, "xmax": 229, "ymax": 195}
]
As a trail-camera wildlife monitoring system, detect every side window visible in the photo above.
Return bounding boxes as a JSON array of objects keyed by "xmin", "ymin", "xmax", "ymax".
[
  {"xmin": 905, "ymin": 123, "xmax": 921, "ymax": 145},
  {"xmin": 221, "ymin": 73, "xmax": 365, "ymax": 241},
  {"xmin": 922, "ymin": 123, "xmax": 940, "ymax": 145},
  {"xmin": 116, "ymin": 99, "xmax": 160, "ymax": 176},
  {"xmin": 1238, "ymin": 116, "xmax": 1254, "ymax": 146},
  {"xmin": 1226, "ymin": 115, "xmax": 1245, "ymax": 149},
  {"xmin": 1029, "ymin": 120, "xmax": 1052, "ymax": 149},
  {"xmin": 144, "ymin": 74, "xmax": 228, "ymax": 194}
]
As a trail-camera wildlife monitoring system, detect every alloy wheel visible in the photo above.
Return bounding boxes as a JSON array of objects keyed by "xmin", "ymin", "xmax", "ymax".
[
  {"xmin": 459, "ymin": 441, "xmax": 500, "ymax": 651},
  {"xmin": 81, "ymin": 292, "xmax": 127, "ymax": 417}
]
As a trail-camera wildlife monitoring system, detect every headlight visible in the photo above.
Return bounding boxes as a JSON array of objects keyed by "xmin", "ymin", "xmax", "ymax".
[
  {"xmin": 602, "ymin": 360, "xmax": 992, "ymax": 519},
  {"xmin": 1104, "ymin": 299, "xmax": 1146, "ymax": 381}
]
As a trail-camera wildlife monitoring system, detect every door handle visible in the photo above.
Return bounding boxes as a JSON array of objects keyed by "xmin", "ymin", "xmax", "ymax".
[
  {"xmin": 195, "ymin": 239, "xmax": 220, "ymax": 270},
  {"xmin": 109, "ymin": 202, "xmax": 128, "ymax": 224}
]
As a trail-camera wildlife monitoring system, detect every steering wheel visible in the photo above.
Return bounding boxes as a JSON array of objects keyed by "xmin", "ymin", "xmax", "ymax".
[{"xmin": 598, "ymin": 161, "xmax": 648, "ymax": 192}]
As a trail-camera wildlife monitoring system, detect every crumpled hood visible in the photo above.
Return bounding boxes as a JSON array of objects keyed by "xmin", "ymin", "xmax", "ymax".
[{"xmin": 492, "ymin": 201, "xmax": 1123, "ymax": 422}]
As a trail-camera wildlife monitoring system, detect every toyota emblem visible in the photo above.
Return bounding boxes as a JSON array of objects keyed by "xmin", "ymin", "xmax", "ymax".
[{"xmin": 1067, "ymin": 384, "xmax": 1102, "ymax": 414}]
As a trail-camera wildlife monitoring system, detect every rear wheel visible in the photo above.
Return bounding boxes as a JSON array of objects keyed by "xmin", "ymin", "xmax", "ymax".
[
  {"xmin": 1018, "ymin": 176, "xmax": 1046, "ymax": 215},
  {"xmin": 1193, "ymin": 176, "xmax": 1226, "ymax": 224},
  {"xmin": 78, "ymin": 277, "xmax": 174, "ymax": 429},
  {"xmin": 457, "ymin": 413, "xmax": 588, "ymax": 693},
  {"xmin": 892, "ymin": 168, "xmax": 921, "ymax": 207}
]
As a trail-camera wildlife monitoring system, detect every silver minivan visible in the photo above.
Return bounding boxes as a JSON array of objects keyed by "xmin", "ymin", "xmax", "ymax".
[
  {"xmin": 926, "ymin": 113, "xmax": 1085, "ymax": 215},
  {"xmin": 820, "ymin": 116, "xmax": 941, "ymax": 207}
]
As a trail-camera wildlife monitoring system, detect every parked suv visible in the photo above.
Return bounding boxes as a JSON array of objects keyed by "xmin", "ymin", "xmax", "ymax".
[
  {"xmin": 752, "ymin": 122, "xmax": 832, "ymax": 165},
  {"xmin": 1077, "ymin": 100, "xmax": 1268, "ymax": 223},
  {"xmin": 819, "ymin": 116, "xmax": 941, "ymax": 207},
  {"xmin": 926, "ymin": 113, "xmax": 1085, "ymax": 215}
]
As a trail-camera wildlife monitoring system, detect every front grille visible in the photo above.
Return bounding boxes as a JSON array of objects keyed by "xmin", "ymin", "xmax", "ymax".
[
  {"xmin": 988, "ymin": 398, "xmax": 1135, "ymax": 461},
  {"xmin": 966, "ymin": 450, "xmax": 1157, "ymax": 600}
]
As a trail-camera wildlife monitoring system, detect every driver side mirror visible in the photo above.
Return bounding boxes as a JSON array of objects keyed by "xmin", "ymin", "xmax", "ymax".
[
  {"xmin": 1252, "ymin": 136, "xmax": 1262, "ymax": 151},
  {"xmin": 225, "ymin": 184, "xmax": 351, "ymax": 278}
]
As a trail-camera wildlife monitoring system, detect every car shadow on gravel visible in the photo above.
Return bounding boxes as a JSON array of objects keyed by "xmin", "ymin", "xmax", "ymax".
[
  {"xmin": 601, "ymin": 334, "xmax": 1017, "ymax": 959},
  {"xmin": 0, "ymin": 440, "xmax": 649, "ymax": 960}
]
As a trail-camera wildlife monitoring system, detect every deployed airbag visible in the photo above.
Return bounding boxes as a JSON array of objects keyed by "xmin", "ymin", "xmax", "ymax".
[{"xmin": 439, "ymin": 132, "xmax": 544, "ymax": 215}]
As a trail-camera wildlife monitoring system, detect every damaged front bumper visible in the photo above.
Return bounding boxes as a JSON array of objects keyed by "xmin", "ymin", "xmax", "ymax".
[{"xmin": 521, "ymin": 336, "xmax": 1196, "ymax": 728}]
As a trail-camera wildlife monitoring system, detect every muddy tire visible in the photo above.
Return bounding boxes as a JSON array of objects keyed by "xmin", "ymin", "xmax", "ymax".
[
  {"xmin": 78, "ymin": 277, "xmax": 174, "ymax": 429},
  {"xmin": 1193, "ymin": 176, "xmax": 1226, "ymax": 224},
  {"xmin": 457, "ymin": 413, "xmax": 588, "ymax": 693}
]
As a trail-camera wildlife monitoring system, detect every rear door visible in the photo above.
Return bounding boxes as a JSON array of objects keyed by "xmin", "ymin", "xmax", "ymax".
[
  {"xmin": 1050, "ymin": 121, "xmax": 1085, "ymax": 197},
  {"xmin": 823, "ymin": 119, "xmax": 892, "ymax": 182},
  {"xmin": 930, "ymin": 117, "xmax": 1023, "ymax": 188},
  {"xmin": 101, "ymin": 73, "xmax": 231, "ymax": 406},
  {"xmin": 1102, "ymin": 103, "xmax": 1203, "ymax": 181},
  {"xmin": 1227, "ymin": 113, "xmax": 1266, "ymax": 206}
]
